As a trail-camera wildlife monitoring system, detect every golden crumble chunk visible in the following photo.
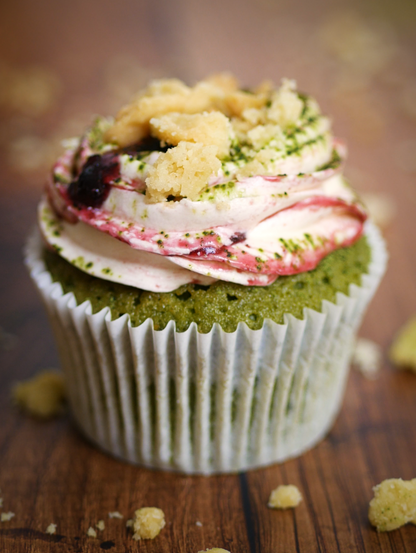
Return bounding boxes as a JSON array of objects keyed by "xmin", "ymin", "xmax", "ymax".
[
  {"xmin": 46, "ymin": 523, "xmax": 57, "ymax": 535},
  {"xmin": 222, "ymin": 90, "xmax": 267, "ymax": 118},
  {"xmin": 369, "ymin": 478, "xmax": 416, "ymax": 531},
  {"xmin": 146, "ymin": 141, "xmax": 221, "ymax": 202},
  {"xmin": 247, "ymin": 123, "xmax": 285, "ymax": 150},
  {"xmin": 12, "ymin": 370, "xmax": 66, "ymax": 419},
  {"xmin": 267, "ymin": 79, "xmax": 303, "ymax": 128},
  {"xmin": 132, "ymin": 507, "xmax": 165, "ymax": 540},
  {"xmin": 389, "ymin": 316, "xmax": 416, "ymax": 371},
  {"xmin": 268, "ymin": 485, "xmax": 303, "ymax": 509},
  {"xmin": 150, "ymin": 111, "xmax": 231, "ymax": 157}
]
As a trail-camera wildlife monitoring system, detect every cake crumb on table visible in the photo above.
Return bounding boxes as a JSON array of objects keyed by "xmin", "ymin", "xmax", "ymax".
[
  {"xmin": 1, "ymin": 512, "xmax": 15, "ymax": 522},
  {"xmin": 369, "ymin": 478, "xmax": 416, "ymax": 531},
  {"xmin": 132, "ymin": 507, "xmax": 165, "ymax": 540},
  {"xmin": 197, "ymin": 549, "xmax": 230, "ymax": 553},
  {"xmin": 126, "ymin": 519, "xmax": 133, "ymax": 527},
  {"xmin": 390, "ymin": 317, "xmax": 416, "ymax": 372},
  {"xmin": 0, "ymin": 497, "xmax": 3, "ymax": 507},
  {"xmin": 268, "ymin": 485, "xmax": 303, "ymax": 509},
  {"xmin": 96, "ymin": 519, "xmax": 105, "ymax": 531},
  {"xmin": 108, "ymin": 511, "xmax": 123, "ymax": 519},
  {"xmin": 352, "ymin": 338, "xmax": 382, "ymax": 379},
  {"xmin": 46, "ymin": 523, "xmax": 57, "ymax": 534},
  {"xmin": 196, "ymin": 520, "xmax": 203, "ymax": 527},
  {"xmin": 12, "ymin": 370, "xmax": 66, "ymax": 419},
  {"xmin": 87, "ymin": 527, "xmax": 97, "ymax": 538}
]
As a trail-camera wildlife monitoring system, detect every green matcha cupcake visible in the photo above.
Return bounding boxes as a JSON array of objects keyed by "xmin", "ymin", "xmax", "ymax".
[{"xmin": 26, "ymin": 74, "xmax": 387, "ymax": 473}]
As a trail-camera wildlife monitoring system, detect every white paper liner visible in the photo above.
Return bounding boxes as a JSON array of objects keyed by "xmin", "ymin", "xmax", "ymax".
[{"xmin": 25, "ymin": 221, "xmax": 387, "ymax": 474}]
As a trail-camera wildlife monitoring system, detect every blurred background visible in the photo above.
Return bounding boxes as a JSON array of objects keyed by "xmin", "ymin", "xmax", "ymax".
[
  {"xmin": 1, "ymin": 0, "xmax": 415, "ymax": 192},
  {"xmin": 0, "ymin": 0, "xmax": 416, "ymax": 348}
]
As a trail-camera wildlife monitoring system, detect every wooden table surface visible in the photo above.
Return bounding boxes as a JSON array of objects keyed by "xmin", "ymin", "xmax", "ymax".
[{"xmin": 1, "ymin": 0, "xmax": 416, "ymax": 551}]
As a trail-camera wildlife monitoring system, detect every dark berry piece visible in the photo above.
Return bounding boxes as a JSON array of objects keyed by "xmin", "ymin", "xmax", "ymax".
[{"xmin": 68, "ymin": 154, "xmax": 118, "ymax": 208}]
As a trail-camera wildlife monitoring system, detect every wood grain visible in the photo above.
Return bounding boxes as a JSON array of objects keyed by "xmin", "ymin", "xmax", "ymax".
[{"xmin": 1, "ymin": 0, "xmax": 416, "ymax": 551}]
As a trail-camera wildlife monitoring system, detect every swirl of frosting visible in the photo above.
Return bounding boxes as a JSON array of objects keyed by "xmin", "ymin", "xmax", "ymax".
[{"xmin": 40, "ymin": 75, "xmax": 367, "ymax": 292}]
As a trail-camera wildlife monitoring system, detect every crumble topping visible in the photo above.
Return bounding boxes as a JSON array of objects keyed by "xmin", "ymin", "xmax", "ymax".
[
  {"xmin": 132, "ymin": 507, "xmax": 165, "ymax": 540},
  {"xmin": 100, "ymin": 73, "xmax": 330, "ymax": 202},
  {"xmin": 369, "ymin": 478, "xmax": 416, "ymax": 531},
  {"xmin": 268, "ymin": 485, "xmax": 303, "ymax": 509},
  {"xmin": 12, "ymin": 370, "xmax": 66, "ymax": 419}
]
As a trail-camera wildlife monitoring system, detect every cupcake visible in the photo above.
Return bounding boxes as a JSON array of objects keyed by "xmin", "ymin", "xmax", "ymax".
[{"xmin": 26, "ymin": 73, "xmax": 387, "ymax": 473}]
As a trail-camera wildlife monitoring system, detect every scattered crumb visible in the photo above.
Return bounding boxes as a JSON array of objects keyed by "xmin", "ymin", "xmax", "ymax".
[
  {"xmin": 1, "ymin": 512, "xmax": 15, "ymax": 522},
  {"xmin": 268, "ymin": 485, "xmax": 303, "ymax": 509},
  {"xmin": 369, "ymin": 478, "xmax": 416, "ymax": 531},
  {"xmin": 352, "ymin": 338, "xmax": 382, "ymax": 379},
  {"xmin": 87, "ymin": 527, "xmax": 97, "ymax": 538},
  {"xmin": 132, "ymin": 507, "xmax": 165, "ymax": 540},
  {"xmin": 96, "ymin": 520, "xmax": 105, "ymax": 531},
  {"xmin": 390, "ymin": 317, "xmax": 416, "ymax": 371},
  {"xmin": 197, "ymin": 549, "xmax": 230, "ymax": 553},
  {"xmin": 360, "ymin": 192, "xmax": 396, "ymax": 229},
  {"xmin": 46, "ymin": 523, "xmax": 57, "ymax": 535},
  {"xmin": 108, "ymin": 511, "xmax": 124, "ymax": 519},
  {"xmin": 0, "ymin": 498, "xmax": 3, "ymax": 507},
  {"xmin": 12, "ymin": 370, "xmax": 66, "ymax": 419},
  {"xmin": 196, "ymin": 520, "xmax": 203, "ymax": 527},
  {"xmin": 126, "ymin": 519, "xmax": 133, "ymax": 528}
]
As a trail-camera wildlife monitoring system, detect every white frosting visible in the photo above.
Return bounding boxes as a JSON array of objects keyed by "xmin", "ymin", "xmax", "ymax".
[
  {"xmin": 41, "ymin": 90, "xmax": 367, "ymax": 292},
  {"xmin": 39, "ymin": 199, "xmax": 215, "ymax": 292}
]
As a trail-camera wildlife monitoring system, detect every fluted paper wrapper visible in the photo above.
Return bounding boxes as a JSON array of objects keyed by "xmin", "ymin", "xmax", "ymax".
[{"xmin": 25, "ymin": 222, "xmax": 387, "ymax": 474}]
